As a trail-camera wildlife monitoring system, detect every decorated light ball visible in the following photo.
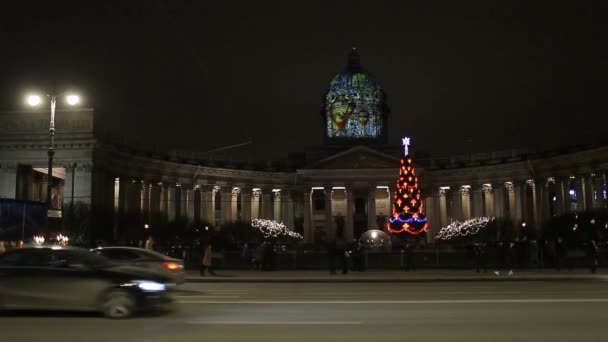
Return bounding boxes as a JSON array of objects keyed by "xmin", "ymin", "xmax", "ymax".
[{"xmin": 359, "ymin": 229, "xmax": 391, "ymax": 249}]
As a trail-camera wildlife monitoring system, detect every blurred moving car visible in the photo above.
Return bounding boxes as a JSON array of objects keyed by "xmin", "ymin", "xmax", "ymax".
[
  {"xmin": 0, "ymin": 246, "xmax": 173, "ymax": 318},
  {"xmin": 91, "ymin": 247, "xmax": 186, "ymax": 285}
]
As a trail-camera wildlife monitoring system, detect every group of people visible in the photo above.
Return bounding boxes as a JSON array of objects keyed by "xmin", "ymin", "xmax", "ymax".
[
  {"xmin": 469, "ymin": 237, "xmax": 601, "ymax": 275},
  {"xmin": 0, "ymin": 240, "xmax": 25, "ymax": 255}
]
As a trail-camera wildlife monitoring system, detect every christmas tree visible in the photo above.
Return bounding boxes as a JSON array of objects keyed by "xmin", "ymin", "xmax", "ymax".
[{"xmin": 387, "ymin": 137, "xmax": 429, "ymax": 235}]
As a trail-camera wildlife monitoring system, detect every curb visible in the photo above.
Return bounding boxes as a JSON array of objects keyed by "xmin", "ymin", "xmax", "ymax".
[{"xmin": 185, "ymin": 276, "xmax": 607, "ymax": 283}]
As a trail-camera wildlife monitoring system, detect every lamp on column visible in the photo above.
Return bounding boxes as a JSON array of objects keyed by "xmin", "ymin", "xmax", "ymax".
[{"xmin": 27, "ymin": 92, "xmax": 80, "ymax": 214}]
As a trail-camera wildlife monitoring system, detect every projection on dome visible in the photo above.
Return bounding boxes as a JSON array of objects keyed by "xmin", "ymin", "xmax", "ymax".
[{"xmin": 325, "ymin": 72, "xmax": 384, "ymax": 139}]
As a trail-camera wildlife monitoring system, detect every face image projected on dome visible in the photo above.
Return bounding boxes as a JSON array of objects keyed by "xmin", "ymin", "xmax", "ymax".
[{"xmin": 325, "ymin": 59, "xmax": 386, "ymax": 139}]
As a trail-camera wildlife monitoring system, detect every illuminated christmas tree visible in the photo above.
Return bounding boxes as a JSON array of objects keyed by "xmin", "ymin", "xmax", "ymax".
[{"xmin": 387, "ymin": 137, "xmax": 429, "ymax": 235}]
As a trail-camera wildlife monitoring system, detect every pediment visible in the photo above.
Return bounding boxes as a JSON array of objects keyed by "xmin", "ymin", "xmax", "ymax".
[{"xmin": 310, "ymin": 146, "xmax": 399, "ymax": 169}]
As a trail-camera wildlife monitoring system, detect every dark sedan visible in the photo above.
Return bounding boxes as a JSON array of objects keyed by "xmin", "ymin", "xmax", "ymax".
[
  {"xmin": 0, "ymin": 246, "xmax": 174, "ymax": 318},
  {"xmin": 91, "ymin": 247, "xmax": 186, "ymax": 284}
]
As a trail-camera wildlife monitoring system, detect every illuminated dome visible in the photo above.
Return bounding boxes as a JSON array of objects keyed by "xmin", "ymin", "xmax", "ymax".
[{"xmin": 322, "ymin": 48, "xmax": 389, "ymax": 141}]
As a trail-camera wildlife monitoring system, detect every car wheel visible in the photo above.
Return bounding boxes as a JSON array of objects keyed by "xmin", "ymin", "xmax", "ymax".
[{"xmin": 101, "ymin": 289, "xmax": 135, "ymax": 319}]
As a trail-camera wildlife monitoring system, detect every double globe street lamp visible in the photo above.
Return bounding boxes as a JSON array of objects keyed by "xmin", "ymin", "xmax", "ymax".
[{"xmin": 27, "ymin": 93, "xmax": 80, "ymax": 213}]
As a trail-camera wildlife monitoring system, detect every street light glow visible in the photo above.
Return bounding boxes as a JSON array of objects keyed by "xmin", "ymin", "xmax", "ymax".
[
  {"xmin": 27, "ymin": 95, "xmax": 42, "ymax": 106},
  {"xmin": 66, "ymin": 95, "xmax": 80, "ymax": 105}
]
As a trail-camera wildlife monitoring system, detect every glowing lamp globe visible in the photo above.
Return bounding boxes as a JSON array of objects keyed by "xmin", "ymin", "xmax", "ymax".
[
  {"xmin": 66, "ymin": 95, "xmax": 80, "ymax": 105},
  {"xmin": 27, "ymin": 95, "xmax": 42, "ymax": 106}
]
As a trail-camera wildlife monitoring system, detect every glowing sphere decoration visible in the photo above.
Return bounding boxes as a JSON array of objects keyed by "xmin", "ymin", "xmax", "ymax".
[{"xmin": 359, "ymin": 229, "xmax": 392, "ymax": 248}]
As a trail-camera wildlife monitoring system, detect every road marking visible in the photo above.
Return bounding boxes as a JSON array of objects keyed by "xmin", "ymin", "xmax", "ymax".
[
  {"xmin": 187, "ymin": 320, "xmax": 361, "ymax": 325},
  {"xmin": 177, "ymin": 298, "xmax": 608, "ymax": 304},
  {"xmin": 175, "ymin": 295, "xmax": 241, "ymax": 299}
]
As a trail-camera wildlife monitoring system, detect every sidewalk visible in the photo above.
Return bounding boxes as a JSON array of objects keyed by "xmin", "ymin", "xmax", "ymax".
[{"xmin": 186, "ymin": 269, "xmax": 608, "ymax": 283}]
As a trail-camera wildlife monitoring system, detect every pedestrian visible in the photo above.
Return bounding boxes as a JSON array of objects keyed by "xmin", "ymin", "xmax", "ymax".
[
  {"xmin": 327, "ymin": 240, "xmax": 337, "ymax": 274},
  {"xmin": 254, "ymin": 242, "xmax": 266, "ymax": 271},
  {"xmin": 494, "ymin": 241, "xmax": 515, "ymax": 276},
  {"xmin": 588, "ymin": 240, "xmax": 599, "ymax": 274},
  {"xmin": 200, "ymin": 243, "xmax": 216, "ymax": 276},
  {"xmin": 404, "ymin": 240, "xmax": 415, "ymax": 271},
  {"xmin": 555, "ymin": 237, "xmax": 567, "ymax": 271},
  {"xmin": 336, "ymin": 237, "xmax": 349, "ymax": 274},
  {"xmin": 350, "ymin": 239, "xmax": 362, "ymax": 272},
  {"xmin": 144, "ymin": 236, "xmax": 154, "ymax": 251},
  {"xmin": 473, "ymin": 241, "xmax": 487, "ymax": 273},
  {"xmin": 241, "ymin": 243, "xmax": 250, "ymax": 267}
]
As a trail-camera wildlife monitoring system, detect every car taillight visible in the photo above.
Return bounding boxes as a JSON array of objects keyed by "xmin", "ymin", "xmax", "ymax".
[{"xmin": 162, "ymin": 262, "xmax": 182, "ymax": 270}]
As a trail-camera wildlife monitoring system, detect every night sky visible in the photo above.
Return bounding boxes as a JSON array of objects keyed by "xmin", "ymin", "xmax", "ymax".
[{"xmin": 0, "ymin": 1, "xmax": 605, "ymax": 162}]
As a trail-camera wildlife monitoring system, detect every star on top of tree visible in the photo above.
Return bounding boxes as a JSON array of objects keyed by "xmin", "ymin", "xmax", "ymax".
[{"xmin": 402, "ymin": 137, "xmax": 411, "ymax": 156}]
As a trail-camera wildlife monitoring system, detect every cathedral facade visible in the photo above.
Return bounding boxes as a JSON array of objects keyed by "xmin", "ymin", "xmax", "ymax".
[{"xmin": 1, "ymin": 51, "xmax": 607, "ymax": 243}]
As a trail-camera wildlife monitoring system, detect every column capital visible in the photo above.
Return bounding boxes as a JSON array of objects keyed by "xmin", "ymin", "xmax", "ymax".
[
  {"xmin": 482, "ymin": 184, "xmax": 493, "ymax": 194},
  {"xmin": 231, "ymin": 187, "xmax": 241, "ymax": 197},
  {"xmin": 252, "ymin": 188, "xmax": 262, "ymax": 199},
  {"xmin": 460, "ymin": 185, "xmax": 471, "ymax": 196},
  {"xmin": 504, "ymin": 181, "xmax": 515, "ymax": 192}
]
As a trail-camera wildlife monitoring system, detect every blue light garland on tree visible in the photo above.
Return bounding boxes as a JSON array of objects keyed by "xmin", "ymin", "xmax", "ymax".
[{"xmin": 387, "ymin": 137, "xmax": 429, "ymax": 235}]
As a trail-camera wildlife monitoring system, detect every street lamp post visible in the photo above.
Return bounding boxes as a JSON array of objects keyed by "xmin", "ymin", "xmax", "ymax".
[{"xmin": 27, "ymin": 93, "xmax": 80, "ymax": 212}]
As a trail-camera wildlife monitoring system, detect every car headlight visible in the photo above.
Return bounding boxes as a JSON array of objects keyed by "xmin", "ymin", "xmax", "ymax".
[{"xmin": 134, "ymin": 280, "xmax": 166, "ymax": 292}]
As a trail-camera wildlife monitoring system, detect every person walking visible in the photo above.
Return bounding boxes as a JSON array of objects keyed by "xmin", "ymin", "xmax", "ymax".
[
  {"xmin": 144, "ymin": 236, "xmax": 154, "ymax": 251},
  {"xmin": 200, "ymin": 243, "xmax": 216, "ymax": 276},
  {"xmin": 473, "ymin": 241, "xmax": 487, "ymax": 273},
  {"xmin": 254, "ymin": 241, "xmax": 266, "ymax": 271},
  {"xmin": 588, "ymin": 240, "xmax": 600, "ymax": 274}
]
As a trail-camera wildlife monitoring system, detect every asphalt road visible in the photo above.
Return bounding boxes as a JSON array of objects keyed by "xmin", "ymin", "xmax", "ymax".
[{"xmin": 2, "ymin": 281, "xmax": 608, "ymax": 342}]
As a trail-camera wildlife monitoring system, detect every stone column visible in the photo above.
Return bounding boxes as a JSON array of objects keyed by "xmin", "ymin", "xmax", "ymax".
[
  {"xmin": 0, "ymin": 164, "xmax": 17, "ymax": 198},
  {"xmin": 241, "ymin": 186, "xmax": 252, "ymax": 223},
  {"xmin": 324, "ymin": 186, "xmax": 335, "ymax": 238},
  {"xmin": 505, "ymin": 182, "xmax": 516, "ymax": 222},
  {"xmin": 424, "ymin": 194, "xmax": 435, "ymax": 242},
  {"xmin": 144, "ymin": 183, "xmax": 152, "ymax": 224},
  {"xmin": 451, "ymin": 187, "xmax": 462, "ymax": 221},
  {"xmin": 461, "ymin": 186, "xmax": 471, "ymax": 220},
  {"xmin": 194, "ymin": 186, "xmax": 201, "ymax": 224},
  {"xmin": 526, "ymin": 180, "xmax": 538, "ymax": 228},
  {"xmin": 210, "ymin": 186, "xmax": 219, "ymax": 226},
  {"xmin": 199, "ymin": 185, "xmax": 212, "ymax": 225},
  {"xmin": 251, "ymin": 189, "xmax": 261, "ymax": 219},
  {"xmin": 439, "ymin": 188, "xmax": 448, "ymax": 227},
  {"xmin": 281, "ymin": 189, "xmax": 294, "ymax": 229},
  {"xmin": 483, "ymin": 184, "xmax": 494, "ymax": 217},
  {"xmin": 538, "ymin": 179, "xmax": 551, "ymax": 224},
  {"xmin": 231, "ymin": 187, "xmax": 240, "ymax": 222},
  {"xmin": 112, "ymin": 177, "xmax": 120, "ymax": 240},
  {"xmin": 594, "ymin": 173, "xmax": 606, "ymax": 208},
  {"xmin": 220, "ymin": 187, "xmax": 232, "ymax": 225},
  {"xmin": 367, "ymin": 186, "xmax": 377, "ymax": 230},
  {"xmin": 260, "ymin": 188, "xmax": 273, "ymax": 220},
  {"xmin": 345, "ymin": 187, "xmax": 354, "ymax": 241},
  {"xmin": 570, "ymin": 176, "xmax": 585, "ymax": 211},
  {"xmin": 150, "ymin": 183, "xmax": 161, "ymax": 216},
  {"xmin": 159, "ymin": 183, "xmax": 167, "ymax": 221},
  {"xmin": 472, "ymin": 185, "xmax": 483, "ymax": 218},
  {"xmin": 286, "ymin": 190, "xmax": 295, "ymax": 230},
  {"xmin": 586, "ymin": 175, "xmax": 595, "ymax": 211},
  {"xmin": 514, "ymin": 181, "xmax": 524, "ymax": 224},
  {"xmin": 187, "ymin": 186, "xmax": 195, "ymax": 224},
  {"xmin": 303, "ymin": 188, "xmax": 312, "ymax": 243},
  {"xmin": 273, "ymin": 190, "xmax": 282, "ymax": 222},
  {"xmin": 167, "ymin": 185, "xmax": 176, "ymax": 222},
  {"xmin": 554, "ymin": 178, "xmax": 566, "ymax": 215},
  {"xmin": 493, "ymin": 183, "xmax": 505, "ymax": 219}
]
